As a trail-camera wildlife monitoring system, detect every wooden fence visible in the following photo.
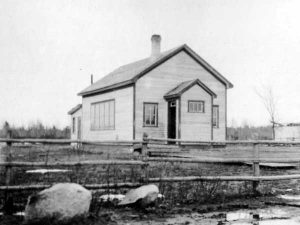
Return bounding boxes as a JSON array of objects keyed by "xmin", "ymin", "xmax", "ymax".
[{"xmin": 1, "ymin": 137, "xmax": 300, "ymax": 193}]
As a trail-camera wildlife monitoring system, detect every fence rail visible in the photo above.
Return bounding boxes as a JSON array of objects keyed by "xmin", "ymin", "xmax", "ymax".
[
  {"xmin": 0, "ymin": 182, "xmax": 144, "ymax": 191},
  {"xmin": 2, "ymin": 137, "xmax": 300, "ymax": 145},
  {"xmin": 1, "ymin": 137, "xmax": 300, "ymax": 195},
  {"xmin": 0, "ymin": 138, "xmax": 145, "ymax": 145},
  {"xmin": 0, "ymin": 160, "xmax": 148, "ymax": 167},
  {"xmin": 145, "ymin": 137, "xmax": 300, "ymax": 145},
  {"xmin": 2, "ymin": 174, "xmax": 300, "ymax": 191},
  {"xmin": 147, "ymin": 157, "xmax": 300, "ymax": 163}
]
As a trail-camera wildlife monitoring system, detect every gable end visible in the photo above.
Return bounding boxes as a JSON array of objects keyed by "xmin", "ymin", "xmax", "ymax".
[{"xmin": 133, "ymin": 45, "xmax": 233, "ymax": 89}]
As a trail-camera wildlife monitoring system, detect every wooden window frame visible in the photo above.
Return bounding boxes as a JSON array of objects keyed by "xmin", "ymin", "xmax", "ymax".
[
  {"xmin": 188, "ymin": 100, "xmax": 205, "ymax": 113},
  {"xmin": 213, "ymin": 105, "xmax": 219, "ymax": 128},
  {"xmin": 143, "ymin": 102, "xmax": 158, "ymax": 127},
  {"xmin": 90, "ymin": 99, "xmax": 115, "ymax": 131}
]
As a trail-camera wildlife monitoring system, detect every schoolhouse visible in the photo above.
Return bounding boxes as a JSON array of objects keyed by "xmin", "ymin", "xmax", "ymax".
[{"xmin": 68, "ymin": 35, "xmax": 233, "ymax": 141}]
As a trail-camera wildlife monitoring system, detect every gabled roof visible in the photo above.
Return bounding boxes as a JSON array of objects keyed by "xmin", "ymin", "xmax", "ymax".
[
  {"xmin": 78, "ymin": 44, "xmax": 233, "ymax": 96},
  {"xmin": 164, "ymin": 79, "xmax": 217, "ymax": 99},
  {"xmin": 68, "ymin": 104, "xmax": 82, "ymax": 115}
]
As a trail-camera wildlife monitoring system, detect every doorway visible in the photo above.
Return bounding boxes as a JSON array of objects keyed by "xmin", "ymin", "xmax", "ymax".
[{"xmin": 168, "ymin": 100, "xmax": 177, "ymax": 140}]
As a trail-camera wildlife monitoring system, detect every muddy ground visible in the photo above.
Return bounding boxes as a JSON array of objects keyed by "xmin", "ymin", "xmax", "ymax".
[
  {"xmin": 1, "ymin": 144, "xmax": 300, "ymax": 224},
  {"xmin": 1, "ymin": 194, "xmax": 300, "ymax": 224}
]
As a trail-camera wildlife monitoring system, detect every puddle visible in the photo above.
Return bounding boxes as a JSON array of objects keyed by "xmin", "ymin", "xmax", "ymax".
[
  {"xmin": 14, "ymin": 212, "xmax": 25, "ymax": 216},
  {"xmin": 2, "ymin": 206, "xmax": 300, "ymax": 224},
  {"xmin": 0, "ymin": 211, "xmax": 25, "ymax": 216},
  {"xmin": 224, "ymin": 207, "xmax": 300, "ymax": 225},
  {"xmin": 226, "ymin": 211, "xmax": 252, "ymax": 221},
  {"xmin": 258, "ymin": 219, "xmax": 300, "ymax": 225},
  {"xmin": 26, "ymin": 169, "xmax": 71, "ymax": 174},
  {"xmin": 119, "ymin": 206, "xmax": 300, "ymax": 225}
]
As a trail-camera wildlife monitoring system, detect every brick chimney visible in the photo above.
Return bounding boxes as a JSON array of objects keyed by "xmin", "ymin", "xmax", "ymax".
[{"xmin": 151, "ymin": 34, "xmax": 161, "ymax": 59}]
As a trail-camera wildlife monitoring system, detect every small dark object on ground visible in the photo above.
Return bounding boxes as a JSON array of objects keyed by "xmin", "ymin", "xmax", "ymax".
[{"xmin": 253, "ymin": 213, "xmax": 260, "ymax": 220}]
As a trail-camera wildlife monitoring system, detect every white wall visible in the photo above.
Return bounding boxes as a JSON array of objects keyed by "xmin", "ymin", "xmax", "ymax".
[
  {"xmin": 181, "ymin": 85, "xmax": 212, "ymax": 140},
  {"xmin": 82, "ymin": 87, "xmax": 133, "ymax": 141},
  {"xmin": 135, "ymin": 51, "xmax": 227, "ymax": 140},
  {"xmin": 70, "ymin": 108, "xmax": 82, "ymax": 140}
]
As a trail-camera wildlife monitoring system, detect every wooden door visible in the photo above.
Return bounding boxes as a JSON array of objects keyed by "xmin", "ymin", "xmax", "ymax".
[{"xmin": 168, "ymin": 100, "xmax": 176, "ymax": 140}]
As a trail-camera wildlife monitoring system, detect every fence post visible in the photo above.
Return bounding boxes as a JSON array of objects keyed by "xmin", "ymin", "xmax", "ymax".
[
  {"xmin": 141, "ymin": 133, "xmax": 149, "ymax": 182},
  {"xmin": 142, "ymin": 133, "xmax": 149, "ymax": 157},
  {"xmin": 3, "ymin": 144, "xmax": 13, "ymax": 215},
  {"xmin": 6, "ymin": 129, "xmax": 12, "ymax": 147},
  {"xmin": 252, "ymin": 143, "xmax": 260, "ymax": 193}
]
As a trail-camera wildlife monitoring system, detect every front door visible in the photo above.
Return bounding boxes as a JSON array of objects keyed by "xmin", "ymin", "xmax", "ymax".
[
  {"xmin": 168, "ymin": 100, "xmax": 176, "ymax": 140},
  {"xmin": 77, "ymin": 117, "xmax": 81, "ymax": 140}
]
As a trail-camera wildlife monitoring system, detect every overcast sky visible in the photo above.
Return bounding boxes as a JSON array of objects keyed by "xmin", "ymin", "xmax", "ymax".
[{"xmin": 1, "ymin": 0, "xmax": 300, "ymax": 128}]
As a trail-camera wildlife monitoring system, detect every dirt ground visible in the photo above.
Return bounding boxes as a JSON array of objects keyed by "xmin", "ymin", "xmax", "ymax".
[
  {"xmin": 1, "ymin": 195, "xmax": 300, "ymax": 225},
  {"xmin": 1, "ymin": 143, "xmax": 300, "ymax": 224}
]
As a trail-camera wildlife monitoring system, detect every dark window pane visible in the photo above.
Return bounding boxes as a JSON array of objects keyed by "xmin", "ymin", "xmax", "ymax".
[
  {"xmin": 144, "ymin": 103, "xmax": 158, "ymax": 126},
  {"xmin": 188, "ymin": 101, "xmax": 204, "ymax": 113}
]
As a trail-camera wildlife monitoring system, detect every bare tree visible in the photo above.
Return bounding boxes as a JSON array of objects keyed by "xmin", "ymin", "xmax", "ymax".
[{"xmin": 255, "ymin": 86, "xmax": 278, "ymax": 140}]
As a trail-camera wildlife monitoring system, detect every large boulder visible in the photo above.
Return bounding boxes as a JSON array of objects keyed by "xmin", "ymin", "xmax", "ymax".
[
  {"xmin": 25, "ymin": 183, "xmax": 92, "ymax": 222},
  {"xmin": 119, "ymin": 184, "xmax": 159, "ymax": 207}
]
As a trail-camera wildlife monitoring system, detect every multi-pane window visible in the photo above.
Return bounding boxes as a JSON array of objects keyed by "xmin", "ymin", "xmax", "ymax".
[
  {"xmin": 90, "ymin": 99, "xmax": 115, "ymax": 130},
  {"xmin": 72, "ymin": 117, "xmax": 76, "ymax": 133},
  {"xmin": 188, "ymin": 101, "xmax": 205, "ymax": 113},
  {"xmin": 143, "ymin": 103, "xmax": 158, "ymax": 127},
  {"xmin": 213, "ymin": 105, "xmax": 219, "ymax": 128}
]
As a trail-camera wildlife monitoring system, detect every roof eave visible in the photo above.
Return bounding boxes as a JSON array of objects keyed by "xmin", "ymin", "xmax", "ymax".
[
  {"xmin": 78, "ymin": 80, "xmax": 134, "ymax": 97},
  {"xmin": 68, "ymin": 104, "xmax": 82, "ymax": 115},
  {"xmin": 164, "ymin": 94, "xmax": 180, "ymax": 100},
  {"xmin": 164, "ymin": 79, "xmax": 217, "ymax": 99},
  {"xmin": 227, "ymin": 83, "xmax": 234, "ymax": 89},
  {"xmin": 196, "ymin": 82, "xmax": 217, "ymax": 98}
]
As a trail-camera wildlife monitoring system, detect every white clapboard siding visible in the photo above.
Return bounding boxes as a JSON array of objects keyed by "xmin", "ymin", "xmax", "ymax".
[
  {"xmin": 135, "ymin": 51, "xmax": 226, "ymax": 140},
  {"xmin": 181, "ymin": 85, "xmax": 212, "ymax": 141}
]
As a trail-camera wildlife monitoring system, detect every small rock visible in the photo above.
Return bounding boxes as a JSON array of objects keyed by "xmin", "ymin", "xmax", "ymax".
[{"xmin": 119, "ymin": 184, "xmax": 159, "ymax": 207}]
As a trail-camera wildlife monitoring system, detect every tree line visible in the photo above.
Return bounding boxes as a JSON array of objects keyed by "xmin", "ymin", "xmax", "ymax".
[
  {"xmin": 227, "ymin": 125, "xmax": 272, "ymax": 140},
  {"xmin": 0, "ymin": 121, "xmax": 273, "ymax": 140},
  {"xmin": 0, "ymin": 121, "xmax": 70, "ymax": 139}
]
